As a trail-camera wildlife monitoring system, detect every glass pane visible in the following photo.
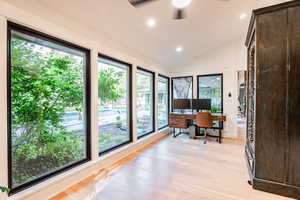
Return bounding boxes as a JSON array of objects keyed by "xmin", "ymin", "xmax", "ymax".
[
  {"xmin": 98, "ymin": 58, "xmax": 131, "ymax": 153},
  {"xmin": 137, "ymin": 69, "xmax": 154, "ymax": 137},
  {"xmin": 172, "ymin": 77, "xmax": 193, "ymax": 99},
  {"xmin": 157, "ymin": 76, "xmax": 169, "ymax": 128},
  {"xmin": 10, "ymin": 30, "xmax": 88, "ymax": 188},
  {"xmin": 198, "ymin": 75, "xmax": 222, "ymax": 114}
]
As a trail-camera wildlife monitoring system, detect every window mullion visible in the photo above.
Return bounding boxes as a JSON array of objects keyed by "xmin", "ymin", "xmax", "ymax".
[
  {"xmin": 132, "ymin": 65, "xmax": 138, "ymax": 143},
  {"xmin": 154, "ymin": 72, "xmax": 158, "ymax": 132},
  {"xmin": 91, "ymin": 49, "xmax": 99, "ymax": 160}
]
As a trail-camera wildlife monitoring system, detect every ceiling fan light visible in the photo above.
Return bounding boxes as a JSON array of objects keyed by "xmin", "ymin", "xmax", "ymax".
[{"xmin": 172, "ymin": 0, "xmax": 192, "ymax": 9}]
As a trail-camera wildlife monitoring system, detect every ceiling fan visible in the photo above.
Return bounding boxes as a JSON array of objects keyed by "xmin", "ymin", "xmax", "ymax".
[{"xmin": 129, "ymin": 0, "xmax": 229, "ymax": 20}]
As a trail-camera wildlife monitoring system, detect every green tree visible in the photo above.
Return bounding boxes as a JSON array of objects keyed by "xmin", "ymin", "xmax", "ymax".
[
  {"xmin": 11, "ymin": 39, "xmax": 85, "ymax": 186},
  {"xmin": 11, "ymin": 38, "xmax": 125, "ymax": 186},
  {"xmin": 98, "ymin": 68, "xmax": 123, "ymax": 103}
]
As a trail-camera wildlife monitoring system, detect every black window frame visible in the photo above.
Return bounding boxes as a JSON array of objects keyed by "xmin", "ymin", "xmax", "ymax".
[
  {"xmin": 136, "ymin": 67, "xmax": 155, "ymax": 139},
  {"xmin": 197, "ymin": 73, "xmax": 224, "ymax": 130},
  {"xmin": 157, "ymin": 74, "xmax": 170, "ymax": 130},
  {"xmin": 98, "ymin": 53, "xmax": 133, "ymax": 156},
  {"xmin": 171, "ymin": 76, "xmax": 194, "ymax": 111},
  {"xmin": 7, "ymin": 22, "xmax": 91, "ymax": 195}
]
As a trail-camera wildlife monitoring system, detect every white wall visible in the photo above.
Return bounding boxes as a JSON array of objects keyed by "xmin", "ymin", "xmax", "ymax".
[
  {"xmin": 0, "ymin": 1, "xmax": 248, "ymax": 199},
  {"xmin": 0, "ymin": 15, "xmax": 8, "ymax": 200},
  {"xmin": 170, "ymin": 38, "xmax": 247, "ymax": 138},
  {"xmin": 0, "ymin": 1, "xmax": 171, "ymax": 200}
]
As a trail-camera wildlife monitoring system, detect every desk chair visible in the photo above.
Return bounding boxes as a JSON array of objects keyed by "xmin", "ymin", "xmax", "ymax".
[{"xmin": 195, "ymin": 112, "xmax": 214, "ymax": 144}]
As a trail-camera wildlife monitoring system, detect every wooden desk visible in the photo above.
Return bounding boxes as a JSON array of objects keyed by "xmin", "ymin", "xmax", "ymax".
[{"xmin": 169, "ymin": 112, "xmax": 226, "ymax": 143}]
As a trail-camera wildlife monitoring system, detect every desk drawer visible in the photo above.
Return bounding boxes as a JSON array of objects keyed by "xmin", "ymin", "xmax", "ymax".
[
  {"xmin": 169, "ymin": 119, "xmax": 188, "ymax": 129},
  {"xmin": 169, "ymin": 123, "xmax": 188, "ymax": 129},
  {"xmin": 169, "ymin": 117, "xmax": 186, "ymax": 123},
  {"xmin": 169, "ymin": 114, "xmax": 187, "ymax": 119}
]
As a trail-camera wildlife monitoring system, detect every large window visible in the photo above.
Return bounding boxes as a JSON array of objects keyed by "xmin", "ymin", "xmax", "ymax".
[
  {"xmin": 197, "ymin": 74, "xmax": 223, "ymax": 128},
  {"xmin": 157, "ymin": 75, "xmax": 170, "ymax": 129},
  {"xmin": 8, "ymin": 22, "xmax": 90, "ymax": 192},
  {"xmin": 137, "ymin": 67, "xmax": 155, "ymax": 138},
  {"xmin": 172, "ymin": 76, "xmax": 193, "ymax": 99},
  {"xmin": 98, "ymin": 55, "xmax": 132, "ymax": 154}
]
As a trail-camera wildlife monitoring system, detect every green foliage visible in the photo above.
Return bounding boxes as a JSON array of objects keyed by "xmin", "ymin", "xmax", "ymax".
[
  {"xmin": 98, "ymin": 68, "xmax": 123, "ymax": 103},
  {"xmin": 211, "ymin": 106, "xmax": 221, "ymax": 114},
  {"xmin": 99, "ymin": 133, "xmax": 127, "ymax": 152},
  {"xmin": 0, "ymin": 186, "xmax": 10, "ymax": 193},
  {"xmin": 11, "ymin": 39, "xmax": 85, "ymax": 186},
  {"xmin": 199, "ymin": 88, "xmax": 222, "ymax": 113},
  {"xmin": 11, "ymin": 37, "xmax": 125, "ymax": 186}
]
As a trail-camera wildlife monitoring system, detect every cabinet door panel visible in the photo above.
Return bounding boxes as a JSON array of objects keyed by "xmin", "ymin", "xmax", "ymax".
[
  {"xmin": 255, "ymin": 10, "xmax": 288, "ymax": 183},
  {"xmin": 287, "ymin": 6, "xmax": 300, "ymax": 187}
]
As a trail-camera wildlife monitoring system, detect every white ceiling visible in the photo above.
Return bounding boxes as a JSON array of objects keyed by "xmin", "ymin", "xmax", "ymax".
[{"xmin": 4, "ymin": 0, "xmax": 289, "ymax": 69}]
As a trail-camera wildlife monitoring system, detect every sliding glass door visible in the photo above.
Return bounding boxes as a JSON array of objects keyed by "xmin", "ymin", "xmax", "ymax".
[{"xmin": 98, "ymin": 55, "xmax": 132, "ymax": 154}]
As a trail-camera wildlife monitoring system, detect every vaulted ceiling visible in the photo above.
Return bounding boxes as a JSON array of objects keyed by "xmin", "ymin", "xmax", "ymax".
[{"xmin": 4, "ymin": 0, "xmax": 289, "ymax": 69}]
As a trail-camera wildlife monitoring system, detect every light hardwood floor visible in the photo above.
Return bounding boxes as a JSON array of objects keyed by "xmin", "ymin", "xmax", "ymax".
[{"xmin": 51, "ymin": 135, "xmax": 294, "ymax": 200}]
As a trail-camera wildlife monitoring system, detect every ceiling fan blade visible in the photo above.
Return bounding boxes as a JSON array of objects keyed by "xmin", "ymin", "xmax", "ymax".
[
  {"xmin": 129, "ymin": 0, "xmax": 158, "ymax": 7},
  {"xmin": 173, "ymin": 9, "xmax": 186, "ymax": 20}
]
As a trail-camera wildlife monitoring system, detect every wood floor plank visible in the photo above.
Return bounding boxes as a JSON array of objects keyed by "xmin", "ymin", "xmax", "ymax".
[{"xmin": 51, "ymin": 134, "xmax": 294, "ymax": 200}]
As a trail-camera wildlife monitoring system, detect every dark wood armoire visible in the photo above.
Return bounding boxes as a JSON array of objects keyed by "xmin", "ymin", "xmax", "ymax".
[{"xmin": 245, "ymin": 1, "xmax": 300, "ymax": 199}]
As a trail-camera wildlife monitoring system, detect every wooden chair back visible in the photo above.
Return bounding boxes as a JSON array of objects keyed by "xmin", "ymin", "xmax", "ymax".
[{"xmin": 196, "ymin": 112, "xmax": 214, "ymax": 128}]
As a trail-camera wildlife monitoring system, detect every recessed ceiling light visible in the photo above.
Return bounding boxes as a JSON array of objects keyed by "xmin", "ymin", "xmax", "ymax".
[
  {"xmin": 172, "ymin": 0, "xmax": 192, "ymax": 9},
  {"xmin": 176, "ymin": 46, "xmax": 183, "ymax": 52},
  {"xmin": 146, "ymin": 18, "xmax": 156, "ymax": 27},
  {"xmin": 240, "ymin": 13, "xmax": 247, "ymax": 20}
]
